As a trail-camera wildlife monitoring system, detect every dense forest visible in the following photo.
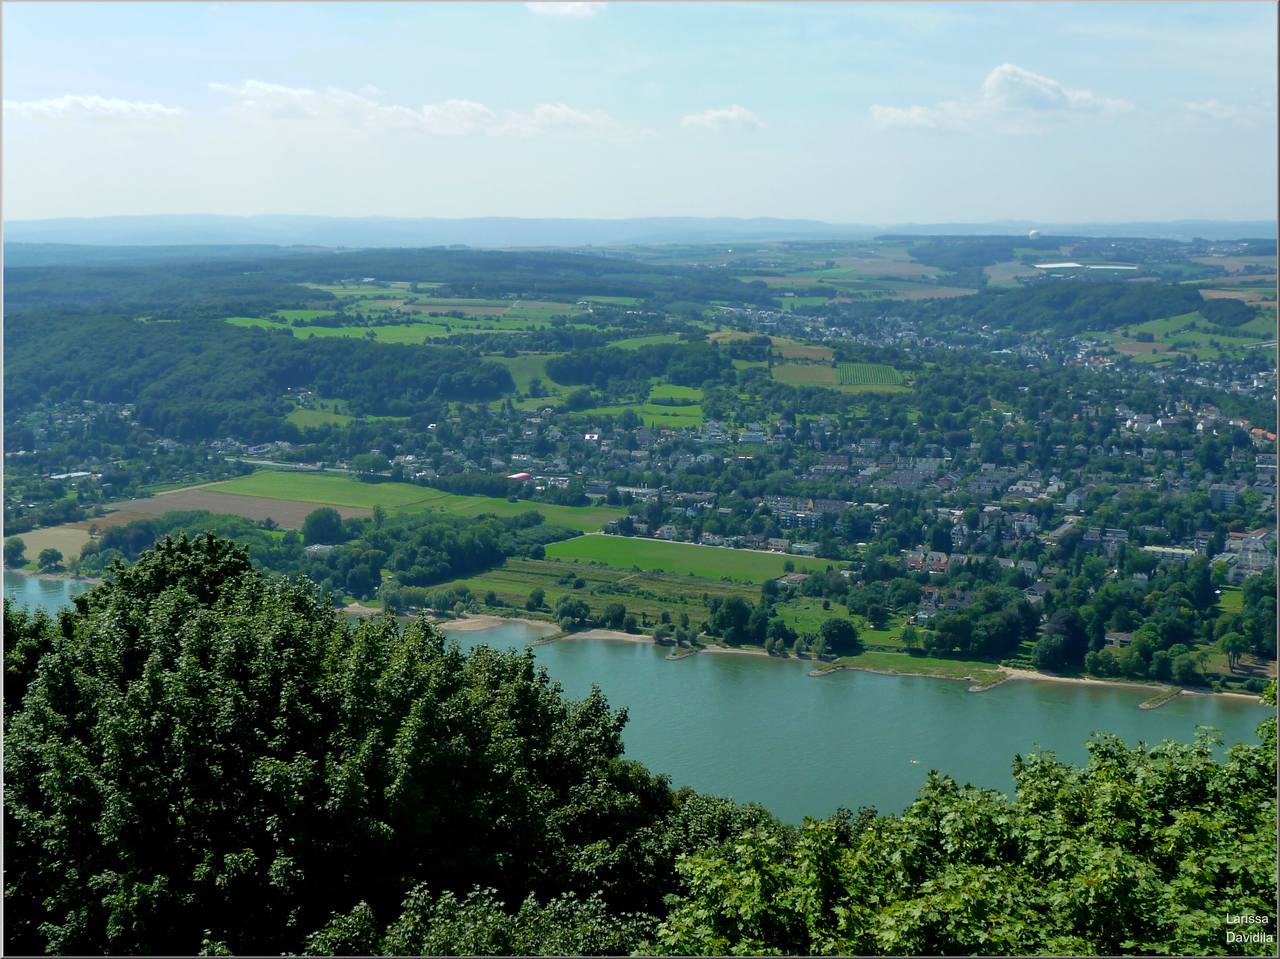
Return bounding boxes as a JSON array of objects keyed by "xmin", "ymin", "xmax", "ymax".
[
  {"xmin": 5, "ymin": 315, "xmax": 514, "ymax": 440},
  {"xmin": 4, "ymin": 535, "xmax": 1275, "ymax": 956},
  {"xmin": 826, "ymin": 280, "xmax": 1247, "ymax": 337},
  {"xmin": 3, "ymin": 246, "xmax": 777, "ymax": 315}
]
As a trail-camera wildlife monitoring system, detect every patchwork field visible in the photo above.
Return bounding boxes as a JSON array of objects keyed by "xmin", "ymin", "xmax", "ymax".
[
  {"xmin": 206, "ymin": 472, "xmax": 623, "ymax": 531},
  {"xmin": 436, "ymin": 557, "xmax": 757, "ymax": 626},
  {"xmin": 545, "ymin": 533, "xmax": 838, "ymax": 582},
  {"xmin": 773, "ymin": 362, "xmax": 907, "ymax": 393},
  {"xmin": 837, "ymin": 362, "xmax": 905, "ymax": 387}
]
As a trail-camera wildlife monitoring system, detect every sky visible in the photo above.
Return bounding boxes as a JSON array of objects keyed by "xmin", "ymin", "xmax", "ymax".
[{"xmin": 3, "ymin": 1, "xmax": 1276, "ymax": 223}]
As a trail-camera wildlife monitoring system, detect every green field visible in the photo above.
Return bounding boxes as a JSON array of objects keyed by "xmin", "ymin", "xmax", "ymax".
[
  {"xmin": 227, "ymin": 316, "xmax": 452, "ymax": 343},
  {"xmin": 286, "ymin": 407, "xmax": 354, "ymax": 428},
  {"xmin": 830, "ymin": 650, "xmax": 1005, "ymax": 686},
  {"xmin": 649, "ymin": 383, "xmax": 703, "ymax": 402},
  {"xmin": 545, "ymin": 534, "xmax": 837, "ymax": 583},
  {"xmin": 772, "ymin": 361, "xmax": 907, "ymax": 393},
  {"xmin": 1112, "ymin": 311, "xmax": 1276, "ymax": 360},
  {"xmin": 837, "ymin": 362, "xmax": 904, "ymax": 387},
  {"xmin": 773, "ymin": 363, "xmax": 838, "ymax": 388},
  {"xmin": 576, "ymin": 402, "xmax": 704, "ymax": 428},
  {"xmin": 611, "ymin": 333, "xmax": 683, "ymax": 349},
  {"xmin": 206, "ymin": 472, "xmax": 623, "ymax": 531},
  {"xmin": 489, "ymin": 353, "xmax": 567, "ymax": 394}
]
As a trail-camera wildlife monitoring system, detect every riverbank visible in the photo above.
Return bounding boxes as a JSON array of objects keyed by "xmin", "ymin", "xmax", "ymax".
[
  {"xmin": 4, "ymin": 568, "xmax": 104, "ymax": 586},
  {"xmin": 998, "ymin": 667, "xmax": 1263, "ymax": 704},
  {"xmin": 561, "ymin": 627, "xmax": 653, "ymax": 644},
  {"xmin": 434, "ymin": 613, "xmax": 559, "ymax": 636}
]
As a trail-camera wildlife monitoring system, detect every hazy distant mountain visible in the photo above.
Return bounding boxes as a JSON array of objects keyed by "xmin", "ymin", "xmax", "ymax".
[{"xmin": 4, "ymin": 214, "xmax": 1274, "ymax": 248}]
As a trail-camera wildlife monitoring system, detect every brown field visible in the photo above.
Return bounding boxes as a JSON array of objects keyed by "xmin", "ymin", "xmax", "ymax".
[
  {"xmin": 745, "ymin": 274, "xmax": 830, "ymax": 288},
  {"xmin": 514, "ymin": 300, "xmax": 576, "ymax": 312},
  {"xmin": 1200, "ymin": 288, "xmax": 1274, "ymax": 305},
  {"xmin": 885, "ymin": 286, "xmax": 979, "ymax": 300},
  {"xmin": 708, "ymin": 331, "xmax": 759, "ymax": 343},
  {"xmin": 403, "ymin": 304, "xmax": 509, "ymax": 316},
  {"xmin": 10, "ymin": 526, "xmax": 92, "ymax": 563},
  {"xmin": 1191, "ymin": 255, "xmax": 1278, "ymax": 274},
  {"xmin": 107, "ymin": 490, "xmax": 371, "ymax": 528},
  {"xmin": 832, "ymin": 256, "xmax": 943, "ymax": 279},
  {"xmin": 1115, "ymin": 341, "xmax": 1173, "ymax": 355},
  {"xmin": 68, "ymin": 510, "xmax": 154, "ymax": 531},
  {"xmin": 773, "ymin": 340, "xmax": 834, "ymax": 362},
  {"xmin": 984, "ymin": 260, "xmax": 1039, "ymax": 285},
  {"xmin": 1206, "ymin": 273, "xmax": 1278, "ymax": 286}
]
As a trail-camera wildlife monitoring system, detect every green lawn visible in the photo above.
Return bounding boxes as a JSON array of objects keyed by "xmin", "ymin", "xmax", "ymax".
[
  {"xmin": 831, "ymin": 650, "xmax": 1005, "ymax": 686},
  {"xmin": 1218, "ymin": 587, "xmax": 1244, "ymax": 614},
  {"xmin": 612, "ymin": 333, "xmax": 683, "ymax": 349},
  {"xmin": 209, "ymin": 472, "xmax": 444, "ymax": 509},
  {"xmin": 545, "ymin": 534, "xmax": 837, "ymax": 583},
  {"xmin": 286, "ymin": 408, "xmax": 354, "ymax": 428},
  {"xmin": 206, "ymin": 472, "xmax": 621, "ymax": 531},
  {"xmin": 489, "ymin": 353, "xmax": 567, "ymax": 393}
]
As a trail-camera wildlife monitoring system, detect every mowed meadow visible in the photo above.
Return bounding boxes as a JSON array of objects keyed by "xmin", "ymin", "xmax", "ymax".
[{"xmin": 545, "ymin": 533, "xmax": 839, "ymax": 582}]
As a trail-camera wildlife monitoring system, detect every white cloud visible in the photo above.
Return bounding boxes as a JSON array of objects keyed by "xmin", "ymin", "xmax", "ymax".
[
  {"xmin": 680, "ymin": 105, "xmax": 764, "ymax": 131},
  {"xmin": 209, "ymin": 80, "xmax": 629, "ymax": 139},
  {"xmin": 525, "ymin": 2, "xmax": 606, "ymax": 18},
  {"xmin": 4, "ymin": 94, "xmax": 183, "ymax": 120},
  {"xmin": 1186, "ymin": 99, "xmax": 1240, "ymax": 121},
  {"xmin": 871, "ymin": 64, "xmax": 1132, "ymax": 132}
]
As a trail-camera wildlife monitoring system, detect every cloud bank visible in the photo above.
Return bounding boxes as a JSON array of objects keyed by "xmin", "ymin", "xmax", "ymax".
[
  {"xmin": 208, "ymin": 80, "xmax": 629, "ymax": 138},
  {"xmin": 4, "ymin": 94, "xmax": 183, "ymax": 120},
  {"xmin": 871, "ymin": 64, "xmax": 1132, "ymax": 132},
  {"xmin": 525, "ymin": 3, "xmax": 606, "ymax": 18},
  {"xmin": 680, "ymin": 105, "xmax": 764, "ymax": 131}
]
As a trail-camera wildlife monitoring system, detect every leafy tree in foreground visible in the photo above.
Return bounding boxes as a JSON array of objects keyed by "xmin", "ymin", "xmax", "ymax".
[{"xmin": 3, "ymin": 534, "xmax": 679, "ymax": 955}]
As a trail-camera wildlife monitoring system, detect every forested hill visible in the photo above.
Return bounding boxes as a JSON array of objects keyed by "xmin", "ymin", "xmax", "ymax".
[
  {"xmin": 831, "ymin": 280, "xmax": 1251, "ymax": 337},
  {"xmin": 4, "ymin": 315, "xmax": 514, "ymax": 440},
  {"xmin": 3, "ymin": 245, "xmax": 778, "ymax": 314},
  {"xmin": 4, "ymin": 534, "xmax": 1276, "ymax": 956}
]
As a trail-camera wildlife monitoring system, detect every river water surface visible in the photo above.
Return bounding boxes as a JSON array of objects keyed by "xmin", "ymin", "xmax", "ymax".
[{"xmin": 5, "ymin": 573, "xmax": 1268, "ymax": 822}]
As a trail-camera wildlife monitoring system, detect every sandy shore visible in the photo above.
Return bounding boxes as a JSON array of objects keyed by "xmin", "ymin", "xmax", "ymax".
[
  {"xmin": 435, "ymin": 614, "xmax": 559, "ymax": 636},
  {"xmin": 561, "ymin": 628, "xmax": 653, "ymax": 644},
  {"xmin": 696, "ymin": 643, "xmax": 773, "ymax": 659},
  {"xmin": 1002, "ymin": 667, "xmax": 1263, "ymax": 702}
]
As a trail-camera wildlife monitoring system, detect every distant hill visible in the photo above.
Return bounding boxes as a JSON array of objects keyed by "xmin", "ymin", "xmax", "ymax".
[{"xmin": 4, "ymin": 214, "xmax": 1274, "ymax": 249}]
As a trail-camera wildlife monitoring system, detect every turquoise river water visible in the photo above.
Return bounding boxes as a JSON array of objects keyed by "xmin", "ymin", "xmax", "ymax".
[{"xmin": 5, "ymin": 572, "xmax": 1268, "ymax": 822}]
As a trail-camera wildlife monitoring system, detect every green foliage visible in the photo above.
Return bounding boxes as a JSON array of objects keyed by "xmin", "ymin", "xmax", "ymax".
[
  {"xmin": 302, "ymin": 506, "xmax": 344, "ymax": 545},
  {"xmin": 653, "ymin": 715, "xmax": 1278, "ymax": 956},
  {"xmin": 4, "ymin": 535, "xmax": 27, "ymax": 566},
  {"xmin": 3, "ymin": 534, "xmax": 678, "ymax": 955},
  {"xmin": 35, "ymin": 547, "xmax": 63, "ymax": 571}
]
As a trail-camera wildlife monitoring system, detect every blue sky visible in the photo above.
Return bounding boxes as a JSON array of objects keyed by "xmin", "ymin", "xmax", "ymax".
[{"xmin": 3, "ymin": 2, "xmax": 1275, "ymax": 222}]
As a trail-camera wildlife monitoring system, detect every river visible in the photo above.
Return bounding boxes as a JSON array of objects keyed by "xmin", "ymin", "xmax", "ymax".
[{"xmin": 4, "ymin": 573, "xmax": 1268, "ymax": 822}]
